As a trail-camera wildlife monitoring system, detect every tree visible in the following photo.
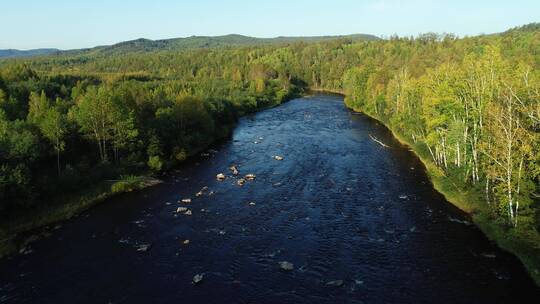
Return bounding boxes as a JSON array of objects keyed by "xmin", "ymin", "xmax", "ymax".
[
  {"xmin": 71, "ymin": 86, "xmax": 114, "ymax": 162},
  {"xmin": 110, "ymin": 93, "xmax": 138, "ymax": 163},
  {"xmin": 27, "ymin": 91, "xmax": 49, "ymax": 124},
  {"xmin": 39, "ymin": 104, "xmax": 67, "ymax": 175}
]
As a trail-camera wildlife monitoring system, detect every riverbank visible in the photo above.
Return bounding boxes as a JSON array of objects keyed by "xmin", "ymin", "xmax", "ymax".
[
  {"xmin": 344, "ymin": 103, "xmax": 540, "ymax": 286},
  {"xmin": 0, "ymin": 176, "xmax": 162, "ymax": 258},
  {"xmin": 0, "ymin": 91, "xmax": 304, "ymax": 259}
]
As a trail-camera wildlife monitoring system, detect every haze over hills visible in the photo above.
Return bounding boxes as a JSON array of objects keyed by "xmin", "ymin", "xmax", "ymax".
[
  {"xmin": 0, "ymin": 48, "xmax": 61, "ymax": 58},
  {"xmin": 0, "ymin": 33, "xmax": 381, "ymax": 59}
]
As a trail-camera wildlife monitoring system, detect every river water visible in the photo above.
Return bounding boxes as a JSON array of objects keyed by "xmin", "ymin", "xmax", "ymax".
[{"xmin": 0, "ymin": 94, "xmax": 539, "ymax": 303}]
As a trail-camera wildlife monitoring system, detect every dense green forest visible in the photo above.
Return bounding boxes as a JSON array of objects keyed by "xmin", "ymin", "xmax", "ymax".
[{"xmin": 1, "ymin": 23, "xmax": 539, "ymax": 281}]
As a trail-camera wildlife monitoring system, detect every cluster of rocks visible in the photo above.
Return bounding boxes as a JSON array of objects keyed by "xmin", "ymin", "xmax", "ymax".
[{"xmin": 215, "ymin": 165, "xmax": 256, "ymax": 187}]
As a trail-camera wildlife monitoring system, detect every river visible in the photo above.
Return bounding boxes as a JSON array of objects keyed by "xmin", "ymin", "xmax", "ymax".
[{"xmin": 0, "ymin": 94, "xmax": 539, "ymax": 303}]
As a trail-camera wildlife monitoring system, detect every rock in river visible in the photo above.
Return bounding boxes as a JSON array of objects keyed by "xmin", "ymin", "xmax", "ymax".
[
  {"xmin": 273, "ymin": 155, "xmax": 284, "ymax": 161},
  {"xmin": 230, "ymin": 165, "xmax": 239, "ymax": 175},
  {"xmin": 136, "ymin": 244, "xmax": 152, "ymax": 252},
  {"xmin": 245, "ymin": 174, "xmax": 256, "ymax": 181},
  {"xmin": 216, "ymin": 173, "xmax": 226, "ymax": 181},
  {"xmin": 181, "ymin": 198, "xmax": 192, "ymax": 204},
  {"xmin": 193, "ymin": 273, "xmax": 204, "ymax": 284},
  {"xmin": 278, "ymin": 261, "xmax": 294, "ymax": 271},
  {"xmin": 326, "ymin": 280, "xmax": 344, "ymax": 287},
  {"xmin": 176, "ymin": 207, "xmax": 188, "ymax": 213}
]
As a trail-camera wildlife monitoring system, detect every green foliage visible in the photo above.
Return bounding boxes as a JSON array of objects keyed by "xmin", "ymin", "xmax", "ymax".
[
  {"xmin": 147, "ymin": 155, "xmax": 163, "ymax": 172},
  {"xmin": 111, "ymin": 175, "xmax": 143, "ymax": 193},
  {"xmin": 0, "ymin": 24, "xmax": 539, "ymax": 281}
]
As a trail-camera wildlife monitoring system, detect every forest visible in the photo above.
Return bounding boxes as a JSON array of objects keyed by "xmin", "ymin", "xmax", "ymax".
[{"xmin": 0, "ymin": 23, "xmax": 539, "ymax": 280}]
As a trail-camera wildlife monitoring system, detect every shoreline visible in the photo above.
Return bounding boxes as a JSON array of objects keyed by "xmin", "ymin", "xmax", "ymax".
[
  {"xmin": 345, "ymin": 103, "xmax": 540, "ymax": 286},
  {"xmin": 0, "ymin": 176, "xmax": 163, "ymax": 259},
  {"xmin": 0, "ymin": 93, "xmax": 301, "ymax": 259},
  {"xmin": 2, "ymin": 92, "xmax": 538, "ymax": 287}
]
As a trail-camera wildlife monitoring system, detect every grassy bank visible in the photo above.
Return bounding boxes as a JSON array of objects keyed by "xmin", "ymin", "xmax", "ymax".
[
  {"xmin": 0, "ymin": 175, "xmax": 162, "ymax": 258},
  {"xmin": 346, "ymin": 103, "xmax": 540, "ymax": 286}
]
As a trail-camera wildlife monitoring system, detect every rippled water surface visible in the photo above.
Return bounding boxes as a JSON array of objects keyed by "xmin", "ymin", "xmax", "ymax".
[{"xmin": 1, "ymin": 94, "xmax": 539, "ymax": 303}]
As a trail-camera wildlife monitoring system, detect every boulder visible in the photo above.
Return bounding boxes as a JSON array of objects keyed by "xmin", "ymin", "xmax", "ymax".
[
  {"xmin": 245, "ymin": 174, "xmax": 256, "ymax": 180},
  {"xmin": 273, "ymin": 155, "xmax": 284, "ymax": 161},
  {"xmin": 181, "ymin": 198, "xmax": 192, "ymax": 204},
  {"xmin": 216, "ymin": 173, "xmax": 226, "ymax": 181},
  {"xmin": 237, "ymin": 178, "xmax": 246, "ymax": 186},
  {"xmin": 176, "ymin": 207, "xmax": 188, "ymax": 213},
  {"xmin": 184, "ymin": 210, "xmax": 192, "ymax": 216}
]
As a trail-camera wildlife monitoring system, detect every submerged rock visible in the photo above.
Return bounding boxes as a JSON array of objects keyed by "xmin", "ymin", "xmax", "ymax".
[
  {"xmin": 278, "ymin": 261, "xmax": 294, "ymax": 271},
  {"xmin": 481, "ymin": 253, "xmax": 497, "ymax": 259},
  {"xmin": 136, "ymin": 243, "xmax": 152, "ymax": 252},
  {"xmin": 326, "ymin": 280, "xmax": 344, "ymax": 287},
  {"xmin": 384, "ymin": 228, "xmax": 395, "ymax": 234},
  {"xmin": 448, "ymin": 216, "xmax": 471, "ymax": 226},
  {"xmin": 196, "ymin": 186, "xmax": 209, "ymax": 197},
  {"xmin": 249, "ymin": 202, "xmax": 256, "ymax": 206},
  {"xmin": 181, "ymin": 198, "xmax": 192, "ymax": 204},
  {"xmin": 19, "ymin": 247, "xmax": 33, "ymax": 255},
  {"xmin": 184, "ymin": 210, "xmax": 192, "ymax": 216},
  {"xmin": 183, "ymin": 239, "xmax": 190, "ymax": 245}
]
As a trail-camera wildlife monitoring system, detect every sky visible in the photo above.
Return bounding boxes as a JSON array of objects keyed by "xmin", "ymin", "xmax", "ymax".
[{"xmin": 1, "ymin": 0, "xmax": 539, "ymax": 50}]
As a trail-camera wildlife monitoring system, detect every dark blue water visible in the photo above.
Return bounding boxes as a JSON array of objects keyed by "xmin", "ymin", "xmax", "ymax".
[{"xmin": 1, "ymin": 94, "xmax": 538, "ymax": 303}]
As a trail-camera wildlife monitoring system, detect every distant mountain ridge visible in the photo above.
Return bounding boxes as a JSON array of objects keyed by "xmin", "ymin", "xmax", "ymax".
[
  {"xmin": 0, "ymin": 33, "xmax": 380, "ymax": 59},
  {"xmin": 0, "ymin": 48, "xmax": 61, "ymax": 58},
  {"xmin": 3, "ymin": 22, "xmax": 540, "ymax": 59}
]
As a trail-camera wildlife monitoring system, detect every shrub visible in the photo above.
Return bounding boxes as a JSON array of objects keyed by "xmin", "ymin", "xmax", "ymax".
[
  {"xmin": 147, "ymin": 155, "xmax": 163, "ymax": 172},
  {"xmin": 111, "ymin": 175, "xmax": 142, "ymax": 193}
]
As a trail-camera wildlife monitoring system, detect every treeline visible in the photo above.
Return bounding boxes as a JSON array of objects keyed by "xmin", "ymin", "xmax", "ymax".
[
  {"xmin": 0, "ymin": 24, "xmax": 539, "ymax": 272},
  {"xmin": 337, "ymin": 29, "xmax": 540, "ymax": 281},
  {"xmin": 0, "ymin": 52, "xmax": 301, "ymax": 213}
]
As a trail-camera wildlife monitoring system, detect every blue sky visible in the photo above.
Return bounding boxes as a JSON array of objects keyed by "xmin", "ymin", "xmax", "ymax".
[{"xmin": 1, "ymin": 0, "xmax": 539, "ymax": 49}]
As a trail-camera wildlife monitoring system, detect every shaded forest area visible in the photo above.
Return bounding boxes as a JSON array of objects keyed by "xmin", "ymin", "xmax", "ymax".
[{"xmin": 0, "ymin": 23, "xmax": 539, "ymax": 281}]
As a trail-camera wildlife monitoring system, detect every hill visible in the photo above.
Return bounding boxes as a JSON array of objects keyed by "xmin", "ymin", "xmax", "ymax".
[
  {"xmin": 1, "ymin": 33, "xmax": 380, "ymax": 59},
  {"xmin": 0, "ymin": 48, "xmax": 60, "ymax": 58}
]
